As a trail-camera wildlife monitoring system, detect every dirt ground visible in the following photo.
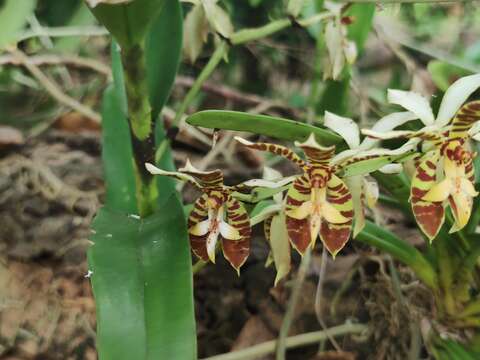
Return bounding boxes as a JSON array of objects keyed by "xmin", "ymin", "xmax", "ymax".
[{"xmin": 0, "ymin": 128, "xmax": 433, "ymax": 360}]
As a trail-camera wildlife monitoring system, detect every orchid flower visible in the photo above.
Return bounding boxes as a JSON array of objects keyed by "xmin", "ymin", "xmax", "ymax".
[
  {"xmin": 362, "ymin": 74, "xmax": 480, "ymax": 141},
  {"xmin": 254, "ymin": 167, "xmax": 292, "ymax": 285},
  {"xmin": 323, "ymin": 1, "xmax": 357, "ymax": 80},
  {"xmin": 323, "ymin": 111, "xmax": 418, "ymax": 236},
  {"xmin": 361, "ymin": 74, "xmax": 480, "ymax": 240},
  {"xmin": 236, "ymin": 134, "xmax": 354, "ymax": 257},
  {"xmin": 145, "ymin": 160, "xmax": 250, "ymax": 272}
]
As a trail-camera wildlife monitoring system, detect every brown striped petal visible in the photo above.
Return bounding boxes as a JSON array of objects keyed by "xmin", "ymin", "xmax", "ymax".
[
  {"xmin": 188, "ymin": 195, "xmax": 209, "ymax": 261},
  {"xmin": 222, "ymin": 196, "xmax": 251, "ymax": 272},
  {"xmin": 285, "ymin": 176, "xmax": 313, "ymax": 254}
]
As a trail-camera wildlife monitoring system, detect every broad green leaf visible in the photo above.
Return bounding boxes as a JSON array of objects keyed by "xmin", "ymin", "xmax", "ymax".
[
  {"xmin": 88, "ymin": 198, "xmax": 196, "ymax": 360},
  {"xmin": 186, "ymin": 110, "xmax": 344, "ymax": 146},
  {"xmin": 249, "ymin": 200, "xmax": 276, "ymax": 218},
  {"xmin": 146, "ymin": 0, "xmax": 183, "ymax": 119},
  {"xmin": 101, "ymin": 85, "xmax": 137, "ymax": 213},
  {"xmin": 339, "ymin": 151, "xmax": 416, "ymax": 178},
  {"xmin": 86, "ymin": 0, "xmax": 166, "ymax": 49},
  {"xmin": 356, "ymin": 221, "xmax": 437, "ymax": 290},
  {"xmin": 316, "ymin": 76, "xmax": 350, "ymax": 116},
  {"xmin": 147, "ymin": 0, "xmax": 184, "ymax": 206},
  {"xmin": 372, "ymin": 171, "xmax": 412, "ymax": 216},
  {"xmin": 111, "ymin": 41, "xmax": 128, "ymax": 115},
  {"xmin": 345, "ymin": 4, "xmax": 375, "ymax": 52},
  {"xmin": 0, "ymin": 0, "xmax": 36, "ymax": 50}
]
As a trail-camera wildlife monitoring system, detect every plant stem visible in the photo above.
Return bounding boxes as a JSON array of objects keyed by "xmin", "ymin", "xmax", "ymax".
[
  {"xmin": 121, "ymin": 43, "xmax": 156, "ymax": 216},
  {"xmin": 177, "ymin": 11, "xmax": 334, "ymax": 125},
  {"xmin": 231, "ymin": 19, "xmax": 291, "ymax": 45},
  {"xmin": 276, "ymin": 248, "xmax": 311, "ymax": 360},
  {"xmin": 18, "ymin": 25, "xmax": 108, "ymax": 42},
  {"xmin": 202, "ymin": 323, "xmax": 367, "ymax": 360},
  {"xmin": 173, "ymin": 42, "xmax": 228, "ymax": 127}
]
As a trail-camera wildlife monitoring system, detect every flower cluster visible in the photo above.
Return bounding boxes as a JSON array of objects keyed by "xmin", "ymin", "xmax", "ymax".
[{"xmin": 146, "ymin": 74, "xmax": 480, "ymax": 281}]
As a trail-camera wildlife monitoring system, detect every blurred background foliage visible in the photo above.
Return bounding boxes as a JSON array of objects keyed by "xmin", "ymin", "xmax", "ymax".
[
  {"xmin": 1, "ymin": 1, "xmax": 480, "ymax": 359},
  {"xmin": 1, "ymin": 1, "xmax": 480, "ymax": 134}
]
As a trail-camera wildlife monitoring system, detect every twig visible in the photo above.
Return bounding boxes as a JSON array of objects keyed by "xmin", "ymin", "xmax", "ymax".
[
  {"xmin": 18, "ymin": 26, "xmax": 108, "ymax": 42},
  {"xmin": 314, "ymin": 249, "xmax": 342, "ymax": 352},
  {"xmin": 0, "ymin": 53, "xmax": 112, "ymax": 77},
  {"xmin": 175, "ymin": 10, "xmax": 335, "ymax": 126},
  {"xmin": 173, "ymin": 42, "xmax": 229, "ymax": 126},
  {"xmin": 10, "ymin": 48, "xmax": 101, "ymax": 123},
  {"xmin": 201, "ymin": 323, "xmax": 367, "ymax": 360},
  {"xmin": 276, "ymin": 248, "xmax": 311, "ymax": 360},
  {"xmin": 175, "ymin": 75, "xmax": 300, "ymax": 116}
]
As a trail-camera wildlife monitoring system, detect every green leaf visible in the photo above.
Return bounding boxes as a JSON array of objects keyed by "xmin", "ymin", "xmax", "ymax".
[
  {"xmin": 111, "ymin": 41, "xmax": 128, "ymax": 115},
  {"xmin": 316, "ymin": 76, "xmax": 350, "ymax": 116},
  {"xmin": 0, "ymin": 0, "xmax": 36, "ymax": 50},
  {"xmin": 187, "ymin": 110, "xmax": 344, "ymax": 147},
  {"xmin": 356, "ymin": 221, "xmax": 437, "ymax": 290},
  {"xmin": 146, "ymin": 0, "xmax": 183, "ymax": 120},
  {"xmin": 87, "ymin": 0, "xmax": 166, "ymax": 49},
  {"xmin": 88, "ymin": 197, "xmax": 197, "ymax": 360},
  {"xmin": 371, "ymin": 171, "xmax": 412, "ymax": 216},
  {"xmin": 340, "ymin": 151, "xmax": 416, "ymax": 178},
  {"xmin": 101, "ymin": 85, "xmax": 137, "ymax": 214}
]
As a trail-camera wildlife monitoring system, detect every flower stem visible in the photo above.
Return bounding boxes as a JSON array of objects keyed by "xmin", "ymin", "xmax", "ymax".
[
  {"xmin": 276, "ymin": 248, "xmax": 311, "ymax": 360},
  {"xmin": 202, "ymin": 323, "xmax": 367, "ymax": 360}
]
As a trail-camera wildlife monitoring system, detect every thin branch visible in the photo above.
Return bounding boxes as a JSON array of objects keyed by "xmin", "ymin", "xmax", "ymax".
[
  {"xmin": 10, "ymin": 49, "xmax": 101, "ymax": 123},
  {"xmin": 315, "ymin": 249, "xmax": 342, "ymax": 352},
  {"xmin": 0, "ymin": 54, "xmax": 111, "ymax": 77},
  {"xmin": 201, "ymin": 323, "xmax": 367, "ymax": 360},
  {"xmin": 18, "ymin": 26, "xmax": 108, "ymax": 42},
  {"xmin": 173, "ymin": 42, "xmax": 229, "ymax": 126}
]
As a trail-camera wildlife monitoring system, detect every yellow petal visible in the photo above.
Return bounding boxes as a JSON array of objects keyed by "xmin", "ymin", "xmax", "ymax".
[
  {"xmin": 310, "ymin": 213, "xmax": 322, "ymax": 248},
  {"xmin": 460, "ymin": 178, "xmax": 479, "ymax": 197},
  {"xmin": 322, "ymin": 201, "xmax": 349, "ymax": 224},
  {"xmin": 422, "ymin": 179, "xmax": 452, "ymax": 202},
  {"xmin": 285, "ymin": 201, "xmax": 312, "ymax": 220},
  {"xmin": 451, "ymin": 192, "xmax": 473, "ymax": 230},
  {"xmin": 219, "ymin": 221, "xmax": 241, "ymax": 240},
  {"xmin": 443, "ymin": 157, "xmax": 459, "ymax": 179},
  {"xmin": 189, "ymin": 220, "xmax": 210, "ymax": 236},
  {"xmin": 206, "ymin": 229, "xmax": 220, "ymax": 263}
]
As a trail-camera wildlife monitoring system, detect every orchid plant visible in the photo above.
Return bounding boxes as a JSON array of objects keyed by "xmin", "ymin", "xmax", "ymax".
[
  {"xmin": 183, "ymin": 71, "xmax": 480, "ymax": 356},
  {"xmin": 363, "ymin": 74, "xmax": 480, "ymax": 240},
  {"xmin": 84, "ymin": 0, "xmax": 480, "ymax": 356}
]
